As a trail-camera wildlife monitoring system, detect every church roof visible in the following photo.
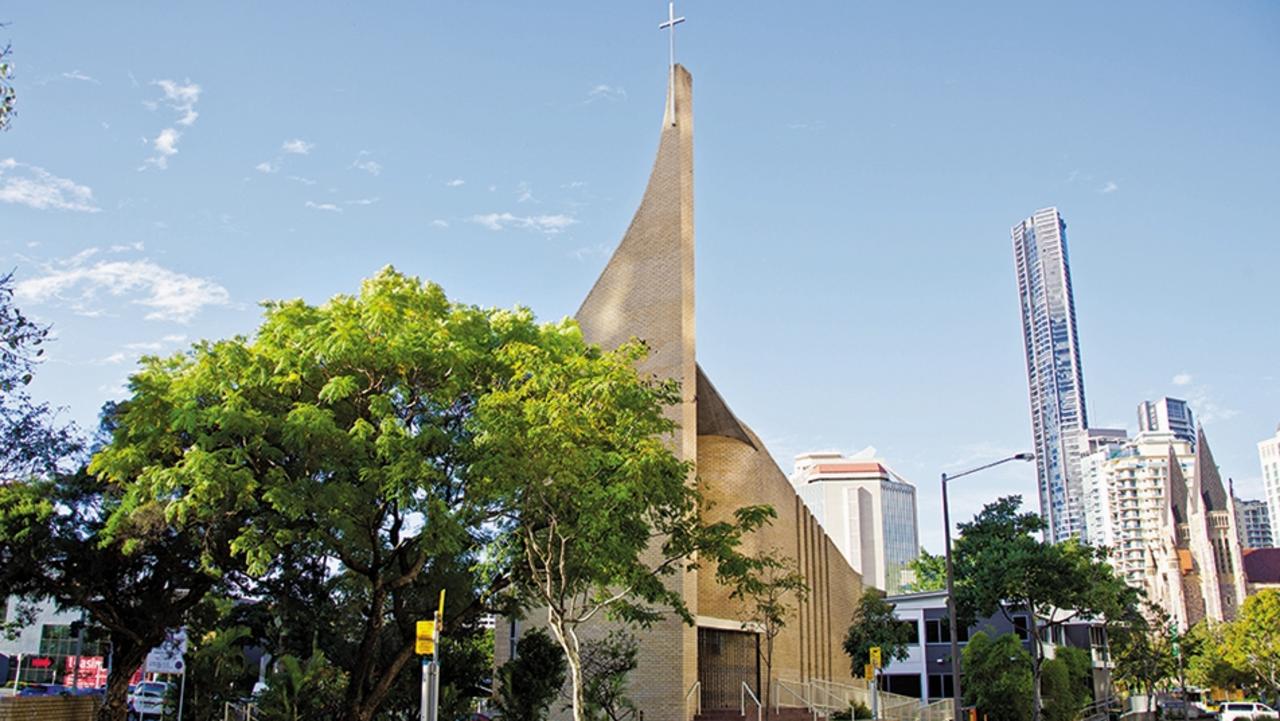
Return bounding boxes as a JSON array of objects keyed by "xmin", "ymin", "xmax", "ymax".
[
  {"xmin": 1167, "ymin": 445, "xmax": 1188, "ymax": 525},
  {"xmin": 1242, "ymin": 548, "xmax": 1280, "ymax": 585},
  {"xmin": 695, "ymin": 365, "xmax": 757, "ymax": 449},
  {"xmin": 1195, "ymin": 427, "xmax": 1229, "ymax": 512}
]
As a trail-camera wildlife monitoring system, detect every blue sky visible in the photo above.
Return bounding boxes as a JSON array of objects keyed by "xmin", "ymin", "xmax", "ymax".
[{"xmin": 3, "ymin": 2, "xmax": 1278, "ymax": 553}]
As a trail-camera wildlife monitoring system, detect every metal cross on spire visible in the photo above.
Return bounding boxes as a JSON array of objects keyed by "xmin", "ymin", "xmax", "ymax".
[{"xmin": 658, "ymin": 1, "xmax": 686, "ymax": 124}]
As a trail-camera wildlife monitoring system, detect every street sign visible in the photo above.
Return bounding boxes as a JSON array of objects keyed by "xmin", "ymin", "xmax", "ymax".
[
  {"xmin": 870, "ymin": 646, "xmax": 882, "ymax": 668},
  {"xmin": 29, "ymin": 657, "xmax": 53, "ymax": 669},
  {"xmin": 146, "ymin": 628, "xmax": 188, "ymax": 674},
  {"xmin": 864, "ymin": 663, "xmax": 874, "ymax": 681},
  {"xmin": 416, "ymin": 620, "xmax": 436, "ymax": 655}
]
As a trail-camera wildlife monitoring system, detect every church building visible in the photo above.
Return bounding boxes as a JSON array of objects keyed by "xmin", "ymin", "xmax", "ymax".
[{"xmin": 495, "ymin": 64, "xmax": 866, "ymax": 720}]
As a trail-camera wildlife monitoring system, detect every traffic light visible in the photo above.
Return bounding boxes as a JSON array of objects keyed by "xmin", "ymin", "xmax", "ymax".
[{"xmin": 69, "ymin": 621, "xmax": 84, "ymax": 638}]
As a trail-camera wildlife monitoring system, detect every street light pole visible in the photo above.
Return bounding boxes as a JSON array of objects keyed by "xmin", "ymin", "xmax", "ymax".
[
  {"xmin": 941, "ymin": 452, "xmax": 1034, "ymax": 721},
  {"xmin": 942, "ymin": 471, "xmax": 961, "ymax": 721}
]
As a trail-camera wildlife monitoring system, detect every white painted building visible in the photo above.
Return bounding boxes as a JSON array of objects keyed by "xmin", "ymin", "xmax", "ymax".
[
  {"xmin": 1259, "ymin": 426, "xmax": 1280, "ymax": 549},
  {"xmin": 790, "ymin": 452, "xmax": 919, "ymax": 593},
  {"xmin": 1080, "ymin": 431, "xmax": 1196, "ymax": 587}
]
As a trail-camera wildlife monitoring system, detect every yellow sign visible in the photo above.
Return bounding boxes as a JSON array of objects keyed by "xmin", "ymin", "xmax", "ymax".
[
  {"xmin": 416, "ymin": 620, "xmax": 436, "ymax": 655},
  {"xmin": 870, "ymin": 646, "xmax": 882, "ymax": 668},
  {"xmin": 864, "ymin": 663, "xmax": 874, "ymax": 681}
]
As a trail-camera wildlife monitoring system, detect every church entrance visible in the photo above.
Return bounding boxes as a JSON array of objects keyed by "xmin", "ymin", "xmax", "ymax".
[{"xmin": 697, "ymin": 627, "xmax": 760, "ymax": 710}]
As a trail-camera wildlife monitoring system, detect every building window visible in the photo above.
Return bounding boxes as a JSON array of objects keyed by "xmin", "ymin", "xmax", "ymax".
[
  {"xmin": 925, "ymin": 618, "xmax": 968, "ymax": 644},
  {"xmin": 1012, "ymin": 615, "xmax": 1030, "ymax": 641},
  {"xmin": 925, "ymin": 619, "xmax": 949, "ymax": 644},
  {"xmin": 928, "ymin": 674, "xmax": 956, "ymax": 700},
  {"xmin": 899, "ymin": 620, "xmax": 920, "ymax": 645}
]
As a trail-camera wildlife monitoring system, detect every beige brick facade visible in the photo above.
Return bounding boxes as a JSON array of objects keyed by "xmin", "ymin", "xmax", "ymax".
[{"xmin": 500, "ymin": 65, "xmax": 864, "ymax": 720}]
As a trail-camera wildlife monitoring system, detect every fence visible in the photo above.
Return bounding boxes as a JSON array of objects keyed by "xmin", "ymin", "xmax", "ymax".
[{"xmin": 774, "ymin": 678, "xmax": 955, "ymax": 721}]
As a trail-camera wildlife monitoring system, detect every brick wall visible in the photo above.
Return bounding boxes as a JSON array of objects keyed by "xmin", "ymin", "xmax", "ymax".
[{"xmin": 0, "ymin": 696, "xmax": 100, "ymax": 721}]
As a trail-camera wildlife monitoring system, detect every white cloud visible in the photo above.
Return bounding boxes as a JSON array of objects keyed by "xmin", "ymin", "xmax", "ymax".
[
  {"xmin": 109, "ymin": 242, "xmax": 145, "ymax": 253},
  {"xmin": 352, "ymin": 158, "xmax": 382, "ymax": 175},
  {"xmin": 446, "ymin": 178, "xmax": 465, "ymax": 187},
  {"xmin": 162, "ymin": 334, "xmax": 187, "ymax": 343},
  {"xmin": 144, "ymin": 128, "xmax": 182, "ymax": 169},
  {"xmin": 62, "ymin": 70, "xmax": 100, "ymax": 84},
  {"xmin": 1185, "ymin": 385, "xmax": 1239, "ymax": 426},
  {"xmin": 344, "ymin": 197, "xmax": 379, "ymax": 206},
  {"xmin": 96, "ymin": 352, "xmax": 127, "ymax": 365},
  {"xmin": 256, "ymin": 161, "xmax": 279, "ymax": 174},
  {"xmin": 0, "ymin": 158, "xmax": 101, "ymax": 212},
  {"xmin": 282, "ymin": 139, "xmax": 314, "ymax": 155},
  {"xmin": 304, "ymin": 200, "xmax": 342, "ymax": 213},
  {"xmin": 569, "ymin": 243, "xmax": 610, "ymax": 260},
  {"xmin": 470, "ymin": 212, "xmax": 577, "ymax": 234},
  {"xmin": 1172, "ymin": 372, "xmax": 1193, "ymax": 386},
  {"xmin": 288, "ymin": 175, "xmax": 317, "ymax": 186},
  {"xmin": 587, "ymin": 84, "xmax": 627, "ymax": 102},
  {"xmin": 431, "ymin": 219, "xmax": 449, "ymax": 228},
  {"xmin": 1100, "ymin": 181, "xmax": 1119, "ymax": 194},
  {"xmin": 123, "ymin": 341, "xmax": 163, "ymax": 351},
  {"xmin": 153, "ymin": 79, "xmax": 201, "ymax": 126},
  {"xmin": 16, "ymin": 255, "xmax": 230, "ymax": 323},
  {"xmin": 516, "ymin": 181, "xmax": 535, "ymax": 203}
]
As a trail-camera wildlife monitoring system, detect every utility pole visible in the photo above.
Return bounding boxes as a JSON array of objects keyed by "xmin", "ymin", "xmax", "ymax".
[{"xmin": 419, "ymin": 590, "xmax": 446, "ymax": 721}]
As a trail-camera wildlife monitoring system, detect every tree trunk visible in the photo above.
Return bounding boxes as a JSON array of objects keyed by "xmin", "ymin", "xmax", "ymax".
[
  {"xmin": 96, "ymin": 638, "xmax": 147, "ymax": 721},
  {"xmin": 1028, "ymin": 613, "xmax": 1042, "ymax": 721},
  {"xmin": 547, "ymin": 612, "xmax": 585, "ymax": 721}
]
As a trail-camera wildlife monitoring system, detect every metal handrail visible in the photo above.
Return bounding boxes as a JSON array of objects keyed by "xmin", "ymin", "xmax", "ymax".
[
  {"xmin": 775, "ymin": 678, "xmax": 810, "ymax": 713},
  {"xmin": 685, "ymin": 680, "xmax": 701, "ymax": 721},
  {"xmin": 741, "ymin": 681, "xmax": 763, "ymax": 721}
]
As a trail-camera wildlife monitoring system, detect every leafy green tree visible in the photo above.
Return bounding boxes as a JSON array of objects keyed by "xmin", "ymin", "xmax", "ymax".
[
  {"xmin": 0, "ymin": 270, "xmax": 81, "ymax": 478},
  {"xmin": 1109, "ymin": 603, "xmax": 1175, "ymax": 711},
  {"xmin": 731, "ymin": 550, "xmax": 808, "ymax": 710},
  {"xmin": 471, "ymin": 331, "xmax": 772, "ymax": 721},
  {"xmin": 1041, "ymin": 646, "xmax": 1092, "ymax": 721},
  {"xmin": 495, "ymin": 627, "xmax": 567, "ymax": 721},
  {"xmin": 1187, "ymin": 621, "xmax": 1250, "ymax": 695},
  {"xmin": 961, "ymin": 631, "xmax": 1034, "ymax": 721},
  {"xmin": 1224, "ymin": 590, "xmax": 1280, "ymax": 700},
  {"xmin": 902, "ymin": 548, "xmax": 946, "ymax": 592},
  {"xmin": 953, "ymin": 496, "xmax": 1138, "ymax": 721},
  {"xmin": 842, "ymin": 588, "xmax": 914, "ymax": 679},
  {"xmin": 257, "ymin": 651, "xmax": 348, "ymax": 721},
  {"xmin": 90, "ymin": 268, "xmax": 545, "ymax": 721},
  {"xmin": 0, "ymin": 435, "xmax": 243, "ymax": 721},
  {"xmin": 0, "ymin": 27, "xmax": 14, "ymax": 130},
  {"xmin": 579, "ymin": 630, "xmax": 640, "ymax": 721}
]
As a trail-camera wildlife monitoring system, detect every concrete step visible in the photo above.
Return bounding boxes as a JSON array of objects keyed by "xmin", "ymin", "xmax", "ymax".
[{"xmin": 695, "ymin": 709, "xmax": 823, "ymax": 721}]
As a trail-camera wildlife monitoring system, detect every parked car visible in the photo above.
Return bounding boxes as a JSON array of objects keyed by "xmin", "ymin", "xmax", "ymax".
[
  {"xmin": 17, "ymin": 683, "xmax": 68, "ymax": 696},
  {"xmin": 1219, "ymin": 702, "xmax": 1278, "ymax": 721},
  {"xmin": 127, "ymin": 681, "xmax": 170, "ymax": 720}
]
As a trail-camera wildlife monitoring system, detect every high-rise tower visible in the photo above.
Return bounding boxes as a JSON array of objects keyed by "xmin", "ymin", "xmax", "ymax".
[{"xmin": 1012, "ymin": 207, "xmax": 1089, "ymax": 542}]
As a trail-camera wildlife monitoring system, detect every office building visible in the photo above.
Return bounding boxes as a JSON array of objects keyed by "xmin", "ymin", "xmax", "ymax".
[
  {"xmin": 1012, "ymin": 207, "xmax": 1091, "ymax": 542},
  {"xmin": 1138, "ymin": 398, "xmax": 1196, "ymax": 445},
  {"xmin": 1236, "ymin": 497, "xmax": 1274, "ymax": 549},
  {"xmin": 790, "ymin": 452, "xmax": 920, "ymax": 593}
]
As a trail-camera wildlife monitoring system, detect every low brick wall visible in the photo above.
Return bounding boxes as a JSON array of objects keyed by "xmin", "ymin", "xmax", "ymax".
[{"xmin": 0, "ymin": 695, "xmax": 101, "ymax": 721}]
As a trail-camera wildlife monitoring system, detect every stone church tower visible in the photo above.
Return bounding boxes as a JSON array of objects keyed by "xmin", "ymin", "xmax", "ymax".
[{"xmin": 1148, "ymin": 428, "xmax": 1247, "ymax": 629}]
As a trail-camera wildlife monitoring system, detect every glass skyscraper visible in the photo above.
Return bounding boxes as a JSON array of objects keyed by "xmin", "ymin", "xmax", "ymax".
[{"xmin": 1012, "ymin": 207, "xmax": 1089, "ymax": 542}]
